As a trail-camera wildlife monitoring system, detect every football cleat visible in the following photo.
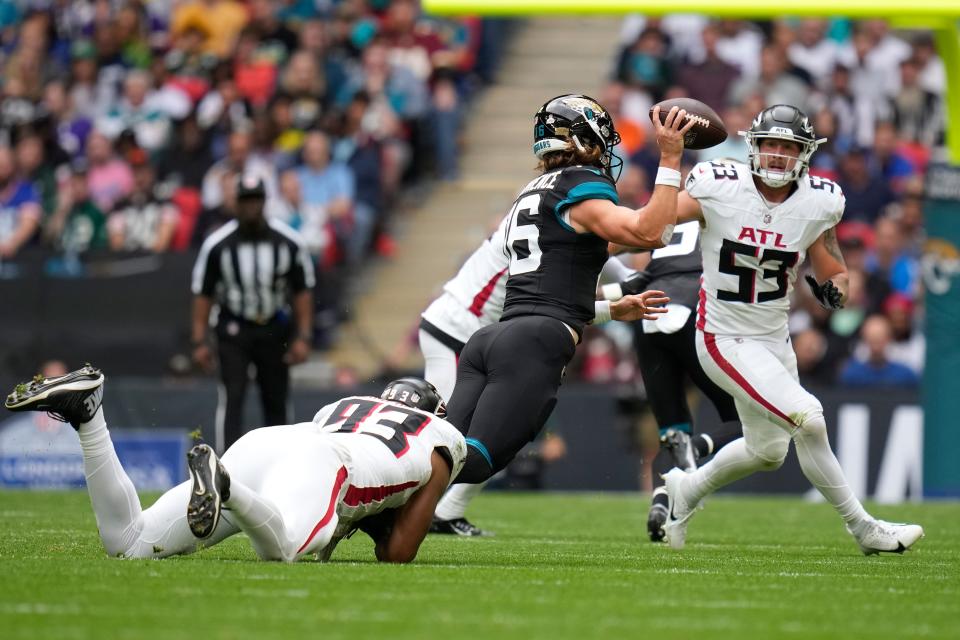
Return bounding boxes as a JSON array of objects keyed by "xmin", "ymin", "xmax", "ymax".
[
  {"xmin": 661, "ymin": 428, "xmax": 697, "ymax": 472},
  {"xmin": 186, "ymin": 444, "xmax": 231, "ymax": 540},
  {"xmin": 850, "ymin": 519, "xmax": 924, "ymax": 556},
  {"xmin": 4, "ymin": 365, "xmax": 104, "ymax": 428},
  {"xmin": 662, "ymin": 467, "xmax": 701, "ymax": 550},
  {"xmin": 647, "ymin": 503, "xmax": 668, "ymax": 543},
  {"xmin": 429, "ymin": 517, "xmax": 494, "ymax": 537}
]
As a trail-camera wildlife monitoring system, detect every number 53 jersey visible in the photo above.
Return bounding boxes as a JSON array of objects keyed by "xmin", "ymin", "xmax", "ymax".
[
  {"xmin": 311, "ymin": 397, "xmax": 467, "ymax": 524},
  {"xmin": 685, "ymin": 160, "xmax": 845, "ymax": 337}
]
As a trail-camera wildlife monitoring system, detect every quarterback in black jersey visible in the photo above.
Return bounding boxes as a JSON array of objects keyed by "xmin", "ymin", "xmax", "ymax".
[{"xmin": 445, "ymin": 94, "xmax": 695, "ymax": 485}]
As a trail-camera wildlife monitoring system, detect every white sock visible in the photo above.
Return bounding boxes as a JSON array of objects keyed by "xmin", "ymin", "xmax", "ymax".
[
  {"xmin": 434, "ymin": 481, "xmax": 488, "ymax": 521},
  {"xmin": 76, "ymin": 408, "xmax": 144, "ymax": 556},
  {"xmin": 683, "ymin": 438, "xmax": 767, "ymax": 506},
  {"xmin": 225, "ymin": 482, "xmax": 300, "ymax": 561},
  {"xmin": 793, "ymin": 426, "xmax": 870, "ymax": 530}
]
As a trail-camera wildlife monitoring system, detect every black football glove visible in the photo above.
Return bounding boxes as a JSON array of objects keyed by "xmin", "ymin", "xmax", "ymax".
[
  {"xmin": 601, "ymin": 270, "xmax": 653, "ymax": 301},
  {"xmin": 805, "ymin": 275, "xmax": 844, "ymax": 310}
]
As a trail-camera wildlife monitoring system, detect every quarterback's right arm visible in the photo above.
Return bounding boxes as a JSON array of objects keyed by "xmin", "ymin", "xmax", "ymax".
[
  {"xmin": 568, "ymin": 106, "xmax": 694, "ymax": 248},
  {"xmin": 375, "ymin": 450, "xmax": 451, "ymax": 563}
]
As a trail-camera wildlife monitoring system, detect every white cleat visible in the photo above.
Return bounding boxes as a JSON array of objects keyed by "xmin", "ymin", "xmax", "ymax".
[
  {"xmin": 850, "ymin": 519, "xmax": 924, "ymax": 556},
  {"xmin": 662, "ymin": 467, "xmax": 700, "ymax": 550}
]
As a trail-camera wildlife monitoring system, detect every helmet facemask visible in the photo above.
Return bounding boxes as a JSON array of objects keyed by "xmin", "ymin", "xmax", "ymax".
[
  {"xmin": 739, "ymin": 104, "xmax": 827, "ymax": 188},
  {"xmin": 742, "ymin": 131, "xmax": 821, "ymax": 188}
]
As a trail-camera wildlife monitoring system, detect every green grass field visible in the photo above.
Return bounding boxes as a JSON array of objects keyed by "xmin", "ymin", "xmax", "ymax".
[{"xmin": 1, "ymin": 491, "xmax": 957, "ymax": 640}]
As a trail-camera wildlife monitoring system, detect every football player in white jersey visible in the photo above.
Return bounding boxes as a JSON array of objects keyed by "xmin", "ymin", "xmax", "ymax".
[
  {"xmin": 5, "ymin": 366, "xmax": 466, "ymax": 563},
  {"xmin": 421, "ymin": 212, "xmax": 666, "ymax": 536},
  {"xmin": 661, "ymin": 105, "xmax": 923, "ymax": 554}
]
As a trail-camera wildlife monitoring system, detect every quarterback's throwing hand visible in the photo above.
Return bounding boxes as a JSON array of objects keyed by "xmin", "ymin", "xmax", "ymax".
[
  {"xmin": 805, "ymin": 275, "xmax": 844, "ymax": 310},
  {"xmin": 651, "ymin": 105, "xmax": 696, "ymax": 158}
]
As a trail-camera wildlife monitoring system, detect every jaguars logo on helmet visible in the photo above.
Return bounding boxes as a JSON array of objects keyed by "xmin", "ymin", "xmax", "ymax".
[
  {"xmin": 381, "ymin": 377, "xmax": 447, "ymax": 418},
  {"xmin": 738, "ymin": 104, "xmax": 827, "ymax": 188},
  {"xmin": 533, "ymin": 94, "xmax": 623, "ymax": 181}
]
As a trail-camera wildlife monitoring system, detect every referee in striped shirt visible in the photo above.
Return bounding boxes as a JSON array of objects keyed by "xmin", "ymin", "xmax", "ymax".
[{"xmin": 191, "ymin": 175, "xmax": 316, "ymax": 451}]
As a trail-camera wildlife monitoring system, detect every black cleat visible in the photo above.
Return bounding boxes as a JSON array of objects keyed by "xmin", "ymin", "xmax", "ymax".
[
  {"xmin": 661, "ymin": 428, "xmax": 697, "ymax": 471},
  {"xmin": 647, "ymin": 503, "xmax": 668, "ymax": 542},
  {"xmin": 4, "ymin": 365, "xmax": 105, "ymax": 429},
  {"xmin": 186, "ymin": 444, "xmax": 231, "ymax": 539},
  {"xmin": 429, "ymin": 517, "xmax": 493, "ymax": 537}
]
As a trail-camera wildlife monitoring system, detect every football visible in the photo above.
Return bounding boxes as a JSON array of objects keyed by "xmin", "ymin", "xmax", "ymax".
[{"xmin": 648, "ymin": 97, "xmax": 727, "ymax": 150}]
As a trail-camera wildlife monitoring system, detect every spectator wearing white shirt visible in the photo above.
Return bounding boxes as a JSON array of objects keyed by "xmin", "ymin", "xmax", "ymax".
[
  {"xmin": 714, "ymin": 20, "xmax": 764, "ymax": 80},
  {"xmin": 788, "ymin": 19, "xmax": 842, "ymax": 88},
  {"xmin": 96, "ymin": 71, "xmax": 172, "ymax": 153},
  {"xmin": 201, "ymin": 129, "xmax": 276, "ymax": 211},
  {"xmin": 911, "ymin": 34, "xmax": 946, "ymax": 96}
]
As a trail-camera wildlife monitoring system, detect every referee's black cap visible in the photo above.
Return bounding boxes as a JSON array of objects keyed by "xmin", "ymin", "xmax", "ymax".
[{"xmin": 236, "ymin": 174, "xmax": 267, "ymax": 199}]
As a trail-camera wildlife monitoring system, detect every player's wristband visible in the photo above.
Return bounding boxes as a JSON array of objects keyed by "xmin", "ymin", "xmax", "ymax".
[
  {"xmin": 655, "ymin": 166, "xmax": 682, "ymax": 188},
  {"xmin": 601, "ymin": 283, "xmax": 624, "ymax": 301},
  {"xmin": 594, "ymin": 300, "xmax": 612, "ymax": 324},
  {"xmin": 660, "ymin": 223, "xmax": 675, "ymax": 246}
]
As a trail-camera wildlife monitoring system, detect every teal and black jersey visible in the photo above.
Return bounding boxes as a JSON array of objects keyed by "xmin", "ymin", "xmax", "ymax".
[{"xmin": 500, "ymin": 165, "xmax": 618, "ymax": 336}]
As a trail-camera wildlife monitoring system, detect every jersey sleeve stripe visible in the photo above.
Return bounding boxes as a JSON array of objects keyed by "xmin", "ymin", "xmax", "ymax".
[
  {"xmin": 343, "ymin": 480, "xmax": 421, "ymax": 507},
  {"xmin": 296, "ymin": 465, "xmax": 349, "ymax": 554},
  {"xmin": 553, "ymin": 182, "xmax": 620, "ymax": 232},
  {"xmin": 468, "ymin": 267, "xmax": 507, "ymax": 317}
]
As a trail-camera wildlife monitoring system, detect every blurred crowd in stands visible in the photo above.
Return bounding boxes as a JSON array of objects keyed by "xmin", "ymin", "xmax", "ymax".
[
  {"xmin": 0, "ymin": 5, "xmax": 938, "ymax": 389},
  {"xmin": 0, "ymin": 0, "xmax": 504, "ymax": 346},
  {"xmin": 574, "ymin": 17, "xmax": 938, "ymax": 389}
]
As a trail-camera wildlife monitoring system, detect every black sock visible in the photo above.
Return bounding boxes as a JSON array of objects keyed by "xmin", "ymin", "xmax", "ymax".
[
  {"xmin": 692, "ymin": 434, "xmax": 712, "ymax": 459},
  {"xmin": 651, "ymin": 490, "xmax": 668, "ymax": 508}
]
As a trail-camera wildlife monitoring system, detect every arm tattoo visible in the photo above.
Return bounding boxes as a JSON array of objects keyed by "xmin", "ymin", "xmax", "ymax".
[{"xmin": 823, "ymin": 227, "xmax": 845, "ymax": 266}]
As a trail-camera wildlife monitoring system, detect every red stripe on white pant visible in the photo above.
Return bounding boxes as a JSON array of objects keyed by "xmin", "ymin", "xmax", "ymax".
[
  {"xmin": 297, "ymin": 465, "xmax": 349, "ymax": 554},
  {"xmin": 701, "ymin": 331, "xmax": 797, "ymax": 428}
]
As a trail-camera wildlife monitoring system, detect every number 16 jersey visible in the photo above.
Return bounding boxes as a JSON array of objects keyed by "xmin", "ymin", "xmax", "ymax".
[
  {"xmin": 500, "ymin": 166, "xmax": 619, "ymax": 337},
  {"xmin": 686, "ymin": 160, "xmax": 845, "ymax": 337}
]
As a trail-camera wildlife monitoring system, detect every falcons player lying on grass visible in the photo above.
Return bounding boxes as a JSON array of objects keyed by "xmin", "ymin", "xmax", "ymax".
[
  {"xmin": 659, "ymin": 104, "xmax": 922, "ymax": 555},
  {"xmin": 4, "ymin": 366, "xmax": 465, "ymax": 563}
]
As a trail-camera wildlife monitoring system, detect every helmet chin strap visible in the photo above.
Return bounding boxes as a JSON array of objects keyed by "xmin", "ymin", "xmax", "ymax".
[{"xmin": 571, "ymin": 134, "xmax": 587, "ymax": 153}]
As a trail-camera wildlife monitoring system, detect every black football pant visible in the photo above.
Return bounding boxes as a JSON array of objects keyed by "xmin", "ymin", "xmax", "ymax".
[
  {"xmin": 633, "ymin": 312, "xmax": 741, "ymax": 486},
  {"xmin": 216, "ymin": 320, "xmax": 291, "ymax": 452},
  {"xmin": 446, "ymin": 316, "xmax": 576, "ymax": 484}
]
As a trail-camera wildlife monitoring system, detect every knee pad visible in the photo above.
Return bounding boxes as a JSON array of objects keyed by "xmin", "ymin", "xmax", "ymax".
[
  {"xmin": 749, "ymin": 439, "xmax": 789, "ymax": 471},
  {"xmin": 793, "ymin": 398, "xmax": 827, "ymax": 442}
]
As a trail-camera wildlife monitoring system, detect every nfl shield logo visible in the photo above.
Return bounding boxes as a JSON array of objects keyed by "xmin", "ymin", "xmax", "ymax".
[{"xmin": 763, "ymin": 213, "xmax": 772, "ymax": 224}]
